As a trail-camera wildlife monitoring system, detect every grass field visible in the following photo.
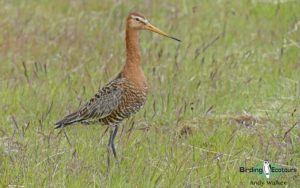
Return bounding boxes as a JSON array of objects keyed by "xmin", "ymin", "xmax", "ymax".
[{"xmin": 0, "ymin": 0, "xmax": 299, "ymax": 187}]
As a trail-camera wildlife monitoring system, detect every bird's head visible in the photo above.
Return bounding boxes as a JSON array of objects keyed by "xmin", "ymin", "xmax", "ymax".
[{"xmin": 127, "ymin": 12, "xmax": 181, "ymax": 42}]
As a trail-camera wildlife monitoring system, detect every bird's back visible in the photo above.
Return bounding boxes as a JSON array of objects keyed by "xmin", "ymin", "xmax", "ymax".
[{"xmin": 55, "ymin": 74, "xmax": 147, "ymax": 128}]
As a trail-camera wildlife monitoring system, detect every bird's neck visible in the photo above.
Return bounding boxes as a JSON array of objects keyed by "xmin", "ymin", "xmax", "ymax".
[
  {"xmin": 122, "ymin": 28, "xmax": 147, "ymax": 88},
  {"xmin": 125, "ymin": 28, "xmax": 141, "ymax": 67}
]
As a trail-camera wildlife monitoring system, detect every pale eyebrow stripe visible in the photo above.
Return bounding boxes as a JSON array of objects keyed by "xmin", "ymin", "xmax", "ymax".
[{"xmin": 131, "ymin": 15, "xmax": 148, "ymax": 23}]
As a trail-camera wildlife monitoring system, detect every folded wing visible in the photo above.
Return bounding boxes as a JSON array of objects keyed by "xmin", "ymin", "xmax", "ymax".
[{"xmin": 55, "ymin": 81, "xmax": 124, "ymax": 128}]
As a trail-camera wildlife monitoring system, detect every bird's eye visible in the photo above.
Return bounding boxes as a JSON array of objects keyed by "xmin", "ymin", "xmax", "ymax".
[{"xmin": 135, "ymin": 18, "xmax": 140, "ymax": 21}]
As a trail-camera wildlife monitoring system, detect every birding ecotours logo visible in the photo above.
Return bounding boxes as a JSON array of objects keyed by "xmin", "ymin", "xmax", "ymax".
[{"xmin": 239, "ymin": 160, "xmax": 297, "ymax": 179}]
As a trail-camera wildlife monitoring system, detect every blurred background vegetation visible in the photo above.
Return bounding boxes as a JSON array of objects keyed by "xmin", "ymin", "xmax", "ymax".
[{"xmin": 0, "ymin": 0, "xmax": 299, "ymax": 187}]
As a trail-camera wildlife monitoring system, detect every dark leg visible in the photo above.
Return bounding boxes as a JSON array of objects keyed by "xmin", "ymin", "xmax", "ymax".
[
  {"xmin": 107, "ymin": 125, "xmax": 119, "ymax": 168},
  {"xmin": 110, "ymin": 125, "xmax": 118, "ymax": 159}
]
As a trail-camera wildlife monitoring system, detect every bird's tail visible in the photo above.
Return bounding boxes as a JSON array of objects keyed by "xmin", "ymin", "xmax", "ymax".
[{"xmin": 54, "ymin": 111, "xmax": 82, "ymax": 129}]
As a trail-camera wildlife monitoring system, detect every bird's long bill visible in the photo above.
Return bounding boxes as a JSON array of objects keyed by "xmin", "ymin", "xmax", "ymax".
[{"xmin": 145, "ymin": 23, "xmax": 181, "ymax": 42}]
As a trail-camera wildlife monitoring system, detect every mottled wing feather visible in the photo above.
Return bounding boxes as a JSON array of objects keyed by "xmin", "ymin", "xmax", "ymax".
[
  {"xmin": 54, "ymin": 79, "xmax": 124, "ymax": 128},
  {"xmin": 80, "ymin": 86, "xmax": 123, "ymax": 120}
]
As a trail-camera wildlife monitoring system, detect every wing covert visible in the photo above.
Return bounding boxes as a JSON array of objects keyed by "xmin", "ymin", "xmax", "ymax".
[{"xmin": 79, "ymin": 85, "xmax": 124, "ymax": 120}]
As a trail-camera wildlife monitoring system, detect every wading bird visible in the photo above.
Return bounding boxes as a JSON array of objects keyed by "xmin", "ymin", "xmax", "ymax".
[{"xmin": 55, "ymin": 12, "xmax": 180, "ymax": 166}]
